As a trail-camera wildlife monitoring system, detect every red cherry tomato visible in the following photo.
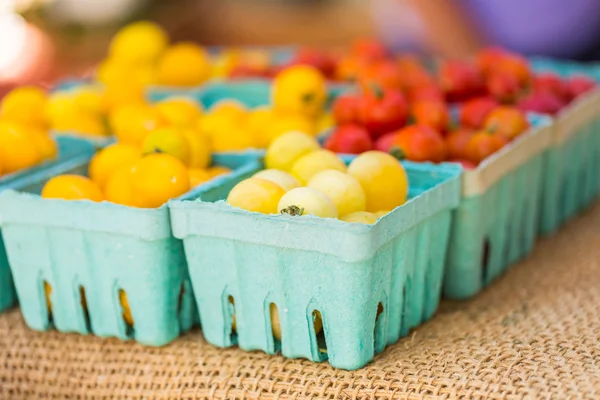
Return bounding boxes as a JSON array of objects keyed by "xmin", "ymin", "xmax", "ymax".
[
  {"xmin": 350, "ymin": 38, "xmax": 388, "ymax": 61},
  {"xmin": 566, "ymin": 75, "xmax": 596, "ymax": 100},
  {"xmin": 332, "ymin": 94, "xmax": 364, "ymax": 125},
  {"xmin": 288, "ymin": 47, "xmax": 337, "ymax": 79},
  {"xmin": 374, "ymin": 132, "xmax": 397, "ymax": 152},
  {"xmin": 486, "ymin": 71, "xmax": 521, "ymax": 104},
  {"xmin": 533, "ymin": 73, "xmax": 569, "ymax": 101},
  {"xmin": 438, "ymin": 60, "xmax": 485, "ymax": 102},
  {"xmin": 359, "ymin": 87, "xmax": 408, "ymax": 139},
  {"xmin": 459, "ymin": 97, "xmax": 499, "ymax": 129},
  {"xmin": 324, "ymin": 124, "xmax": 373, "ymax": 154},
  {"xmin": 449, "ymin": 159, "xmax": 477, "ymax": 170},
  {"xmin": 358, "ymin": 60, "xmax": 403, "ymax": 92}
]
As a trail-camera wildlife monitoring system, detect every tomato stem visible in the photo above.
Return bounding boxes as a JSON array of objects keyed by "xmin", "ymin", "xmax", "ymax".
[
  {"xmin": 281, "ymin": 205, "xmax": 304, "ymax": 216},
  {"xmin": 370, "ymin": 83, "xmax": 384, "ymax": 100},
  {"xmin": 389, "ymin": 146, "xmax": 406, "ymax": 161},
  {"xmin": 302, "ymin": 93, "xmax": 315, "ymax": 104}
]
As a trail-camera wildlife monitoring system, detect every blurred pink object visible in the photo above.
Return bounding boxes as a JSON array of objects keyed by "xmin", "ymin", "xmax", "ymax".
[{"xmin": 0, "ymin": 14, "xmax": 55, "ymax": 87}]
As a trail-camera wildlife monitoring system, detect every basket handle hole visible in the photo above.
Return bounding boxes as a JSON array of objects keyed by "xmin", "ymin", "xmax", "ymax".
[
  {"xmin": 228, "ymin": 295, "xmax": 238, "ymax": 345},
  {"xmin": 79, "ymin": 286, "xmax": 92, "ymax": 333},
  {"xmin": 44, "ymin": 281, "xmax": 53, "ymax": 325},
  {"xmin": 269, "ymin": 303, "xmax": 282, "ymax": 353},
  {"xmin": 481, "ymin": 238, "xmax": 491, "ymax": 285},
  {"xmin": 119, "ymin": 289, "xmax": 134, "ymax": 337},
  {"xmin": 312, "ymin": 310, "xmax": 327, "ymax": 359}
]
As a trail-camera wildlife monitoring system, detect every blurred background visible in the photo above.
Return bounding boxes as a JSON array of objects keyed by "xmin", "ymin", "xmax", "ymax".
[{"xmin": 2, "ymin": 0, "xmax": 600, "ymax": 92}]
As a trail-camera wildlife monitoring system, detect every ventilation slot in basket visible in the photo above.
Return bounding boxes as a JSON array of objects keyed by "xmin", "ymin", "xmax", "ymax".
[
  {"xmin": 177, "ymin": 283, "xmax": 185, "ymax": 317},
  {"xmin": 312, "ymin": 310, "xmax": 327, "ymax": 361},
  {"xmin": 228, "ymin": 295, "xmax": 238, "ymax": 345},
  {"xmin": 374, "ymin": 302, "xmax": 385, "ymax": 355},
  {"xmin": 43, "ymin": 281, "xmax": 53, "ymax": 325},
  {"xmin": 79, "ymin": 286, "xmax": 92, "ymax": 333},
  {"xmin": 400, "ymin": 280, "xmax": 409, "ymax": 335},
  {"xmin": 268, "ymin": 303, "xmax": 282, "ymax": 353},
  {"xmin": 481, "ymin": 238, "xmax": 491, "ymax": 285},
  {"xmin": 118, "ymin": 289, "xmax": 134, "ymax": 337}
]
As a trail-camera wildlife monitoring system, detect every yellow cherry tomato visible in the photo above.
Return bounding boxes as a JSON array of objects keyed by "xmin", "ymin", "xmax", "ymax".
[
  {"xmin": 290, "ymin": 149, "xmax": 346, "ymax": 185},
  {"xmin": 263, "ymin": 112, "xmax": 316, "ymax": 145},
  {"xmin": 208, "ymin": 100, "xmax": 248, "ymax": 120},
  {"xmin": 340, "ymin": 211, "xmax": 378, "ymax": 224},
  {"xmin": 278, "ymin": 187, "xmax": 338, "ymax": 218},
  {"xmin": 0, "ymin": 121, "xmax": 41, "ymax": 173},
  {"xmin": 157, "ymin": 42, "xmax": 211, "ymax": 87},
  {"xmin": 253, "ymin": 169, "xmax": 301, "ymax": 192},
  {"xmin": 154, "ymin": 97, "xmax": 203, "ymax": 127},
  {"xmin": 41, "ymin": 175, "xmax": 104, "ymax": 201},
  {"xmin": 72, "ymin": 85, "xmax": 107, "ymax": 115},
  {"xmin": 265, "ymin": 131, "xmax": 319, "ymax": 172},
  {"xmin": 130, "ymin": 153, "xmax": 190, "ymax": 208},
  {"xmin": 374, "ymin": 210, "xmax": 391, "ymax": 219},
  {"xmin": 52, "ymin": 112, "xmax": 108, "ymax": 138},
  {"xmin": 226, "ymin": 178, "xmax": 286, "ymax": 214},
  {"xmin": 104, "ymin": 166, "xmax": 136, "ymax": 206},
  {"xmin": 30, "ymin": 130, "xmax": 58, "ymax": 162},
  {"xmin": 141, "ymin": 127, "xmax": 191, "ymax": 166},
  {"xmin": 0, "ymin": 86, "xmax": 48, "ymax": 130},
  {"xmin": 109, "ymin": 21, "xmax": 168, "ymax": 64},
  {"xmin": 119, "ymin": 290, "xmax": 134, "ymax": 326},
  {"xmin": 89, "ymin": 143, "xmax": 141, "ymax": 190},
  {"xmin": 272, "ymin": 65, "xmax": 327, "ymax": 119},
  {"xmin": 246, "ymin": 106, "xmax": 274, "ymax": 148},
  {"xmin": 307, "ymin": 170, "xmax": 366, "ymax": 217},
  {"xmin": 207, "ymin": 166, "xmax": 231, "ymax": 178},
  {"xmin": 182, "ymin": 129, "xmax": 211, "ymax": 169},
  {"xmin": 188, "ymin": 168, "xmax": 213, "ymax": 188},
  {"xmin": 109, "ymin": 103, "xmax": 167, "ymax": 146},
  {"xmin": 347, "ymin": 151, "xmax": 409, "ymax": 212}
]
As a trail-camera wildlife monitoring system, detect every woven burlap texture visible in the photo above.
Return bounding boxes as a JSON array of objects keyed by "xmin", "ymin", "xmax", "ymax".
[{"xmin": 1, "ymin": 202, "xmax": 600, "ymax": 400}]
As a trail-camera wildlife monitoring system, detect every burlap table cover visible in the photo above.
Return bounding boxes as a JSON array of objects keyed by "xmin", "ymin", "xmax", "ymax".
[{"xmin": 1, "ymin": 202, "xmax": 600, "ymax": 399}]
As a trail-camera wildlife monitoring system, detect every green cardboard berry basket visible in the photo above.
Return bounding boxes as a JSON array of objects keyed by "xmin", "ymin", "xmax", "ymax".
[
  {"xmin": 530, "ymin": 58, "xmax": 600, "ymax": 235},
  {"xmin": 0, "ymin": 150, "xmax": 257, "ymax": 345},
  {"xmin": 169, "ymin": 160, "xmax": 461, "ymax": 370},
  {"xmin": 0, "ymin": 136, "xmax": 96, "ymax": 313},
  {"xmin": 443, "ymin": 114, "xmax": 553, "ymax": 299}
]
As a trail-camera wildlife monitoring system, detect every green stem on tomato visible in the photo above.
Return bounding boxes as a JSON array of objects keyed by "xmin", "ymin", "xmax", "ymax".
[{"xmin": 281, "ymin": 205, "xmax": 304, "ymax": 216}]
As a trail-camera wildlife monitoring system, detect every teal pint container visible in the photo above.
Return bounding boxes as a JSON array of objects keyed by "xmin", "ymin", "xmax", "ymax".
[
  {"xmin": 170, "ymin": 161, "xmax": 461, "ymax": 370},
  {"xmin": 0, "ymin": 150, "xmax": 258, "ymax": 345},
  {"xmin": 530, "ymin": 58, "xmax": 600, "ymax": 235},
  {"xmin": 443, "ymin": 114, "xmax": 553, "ymax": 299},
  {"xmin": 0, "ymin": 136, "xmax": 95, "ymax": 312}
]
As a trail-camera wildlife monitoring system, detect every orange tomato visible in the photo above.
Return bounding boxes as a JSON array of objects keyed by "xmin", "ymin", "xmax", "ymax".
[
  {"xmin": 388, "ymin": 125, "xmax": 447, "ymax": 163},
  {"xmin": 446, "ymin": 128, "xmax": 474, "ymax": 160},
  {"xmin": 483, "ymin": 106, "xmax": 529, "ymax": 140},
  {"xmin": 465, "ymin": 131, "xmax": 509, "ymax": 164},
  {"xmin": 411, "ymin": 100, "xmax": 450, "ymax": 133}
]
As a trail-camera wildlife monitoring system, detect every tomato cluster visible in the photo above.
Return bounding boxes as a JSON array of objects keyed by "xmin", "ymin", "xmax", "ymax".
[{"xmin": 301, "ymin": 43, "xmax": 596, "ymax": 168}]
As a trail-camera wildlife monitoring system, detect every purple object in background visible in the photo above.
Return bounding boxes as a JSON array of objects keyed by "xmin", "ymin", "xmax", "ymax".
[
  {"xmin": 459, "ymin": 0, "xmax": 600, "ymax": 58},
  {"xmin": 373, "ymin": 0, "xmax": 600, "ymax": 59}
]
